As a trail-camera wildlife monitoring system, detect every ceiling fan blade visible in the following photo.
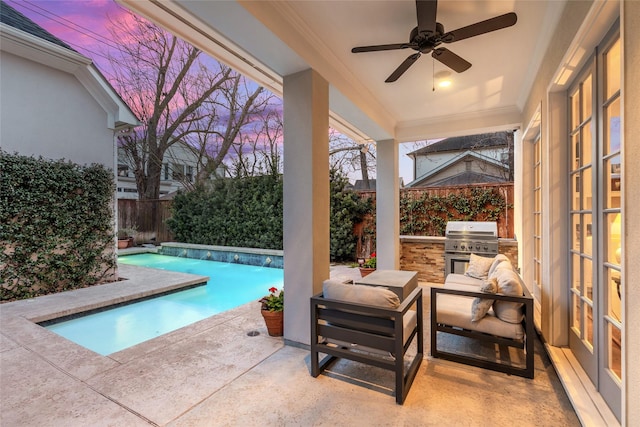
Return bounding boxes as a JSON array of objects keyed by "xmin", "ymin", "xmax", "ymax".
[
  {"xmin": 352, "ymin": 43, "xmax": 414, "ymax": 53},
  {"xmin": 386, "ymin": 53, "xmax": 421, "ymax": 82},
  {"xmin": 443, "ymin": 12, "xmax": 517, "ymax": 43},
  {"xmin": 432, "ymin": 48, "xmax": 471, "ymax": 73},
  {"xmin": 416, "ymin": 0, "xmax": 437, "ymax": 35}
]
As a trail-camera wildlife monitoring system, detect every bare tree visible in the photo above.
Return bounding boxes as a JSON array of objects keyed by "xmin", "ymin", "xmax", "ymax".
[
  {"xmin": 328, "ymin": 129, "xmax": 376, "ymax": 186},
  {"xmin": 228, "ymin": 106, "xmax": 283, "ymax": 177},
  {"xmin": 108, "ymin": 12, "xmax": 270, "ymax": 199}
]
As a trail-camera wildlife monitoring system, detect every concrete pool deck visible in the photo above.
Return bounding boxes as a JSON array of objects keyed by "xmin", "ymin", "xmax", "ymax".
[{"xmin": 1, "ymin": 263, "xmax": 579, "ymax": 426}]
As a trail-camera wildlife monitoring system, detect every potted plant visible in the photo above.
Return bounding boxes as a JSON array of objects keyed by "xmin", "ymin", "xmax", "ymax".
[
  {"xmin": 259, "ymin": 287, "xmax": 284, "ymax": 336},
  {"xmin": 117, "ymin": 229, "xmax": 130, "ymax": 249},
  {"xmin": 359, "ymin": 252, "xmax": 376, "ymax": 277},
  {"xmin": 117, "ymin": 227, "xmax": 137, "ymax": 249}
]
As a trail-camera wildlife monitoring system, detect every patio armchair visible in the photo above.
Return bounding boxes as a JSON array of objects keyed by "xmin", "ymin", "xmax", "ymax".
[
  {"xmin": 430, "ymin": 255, "xmax": 535, "ymax": 378},
  {"xmin": 310, "ymin": 279, "xmax": 423, "ymax": 404}
]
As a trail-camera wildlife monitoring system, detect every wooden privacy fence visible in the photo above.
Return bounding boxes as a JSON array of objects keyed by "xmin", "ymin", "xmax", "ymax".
[
  {"xmin": 119, "ymin": 182, "xmax": 513, "ymax": 249},
  {"xmin": 117, "ymin": 199, "xmax": 174, "ymax": 244}
]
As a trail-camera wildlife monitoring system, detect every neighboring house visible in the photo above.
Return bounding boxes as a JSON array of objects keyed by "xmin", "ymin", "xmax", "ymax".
[
  {"xmin": 0, "ymin": 1, "xmax": 138, "ymax": 167},
  {"xmin": 117, "ymin": 141, "xmax": 205, "ymax": 199},
  {"xmin": 349, "ymin": 177, "xmax": 404, "ymax": 191},
  {"xmin": 350, "ymin": 179, "xmax": 376, "ymax": 191},
  {"xmin": 406, "ymin": 131, "xmax": 513, "ymax": 187}
]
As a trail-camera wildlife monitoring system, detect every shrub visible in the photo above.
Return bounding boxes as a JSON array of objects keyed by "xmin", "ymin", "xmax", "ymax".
[
  {"xmin": 330, "ymin": 170, "xmax": 373, "ymax": 261},
  {"xmin": 0, "ymin": 151, "xmax": 116, "ymax": 301},
  {"xmin": 168, "ymin": 170, "xmax": 372, "ymax": 261},
  {"xmin": 168, "ymin": 174, "xmax": 284, "ymax": 250}
]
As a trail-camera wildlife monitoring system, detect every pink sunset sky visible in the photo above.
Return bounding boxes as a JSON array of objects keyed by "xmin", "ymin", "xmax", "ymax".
[
  {"xmin": 6, "ymin": 0, "xmax": 128, "ymax": 78},
  {"xmin": 6, "ymin": 0, "xmax": 419, "ymax": 184}
]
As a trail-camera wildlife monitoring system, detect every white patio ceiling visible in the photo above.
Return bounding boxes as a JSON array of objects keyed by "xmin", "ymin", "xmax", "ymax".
[{"xmin": 120, "ymin": 0, "xmax": 565, "ymax": 143}]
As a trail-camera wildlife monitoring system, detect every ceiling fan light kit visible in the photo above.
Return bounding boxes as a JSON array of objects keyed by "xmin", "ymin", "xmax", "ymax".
[{"xmin": 351, "ymin": 0, "xmax": 517, "ymax": 83}]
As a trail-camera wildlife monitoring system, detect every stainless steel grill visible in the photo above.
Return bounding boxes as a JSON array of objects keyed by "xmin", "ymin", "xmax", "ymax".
[{"xmin": 444, "ymin": 221, "xmax": 498, "ymax": 275}]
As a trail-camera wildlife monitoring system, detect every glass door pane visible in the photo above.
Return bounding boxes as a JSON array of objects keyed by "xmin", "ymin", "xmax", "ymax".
[
  {"xmin": 600, "ymin": 36, "xmax": 622, "ymax": 401},
  {"xmin": 568, "ymin": 66, "xmax": 597, "ymax": 380},
  {"xmin": 532, "ymin": 135, "xmax": 542, "ymax": 327}
]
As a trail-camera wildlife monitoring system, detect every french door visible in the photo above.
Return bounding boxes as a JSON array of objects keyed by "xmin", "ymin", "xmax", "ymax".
[{"xmin": 568, "ymin": 26, "xmax": 621, "ymax": 419}]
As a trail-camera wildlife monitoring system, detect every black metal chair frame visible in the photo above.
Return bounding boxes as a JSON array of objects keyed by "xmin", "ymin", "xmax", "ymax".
[
  {"xmin": 310, "ymin": 287, "xmax": 423, "ymax": 404},
  {"xmin": 430, "ymin": 285, "xmax": 535, "ymax": 379}
]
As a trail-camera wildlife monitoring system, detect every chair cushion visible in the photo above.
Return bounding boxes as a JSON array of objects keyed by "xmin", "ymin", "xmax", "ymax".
[
  {"xmin": 436, "ymin": 294, "xmax": 524, "ymax": 340},
  {"xmin": 322, "ymin": 280, "xmax": 400, "ymax": 308},
  {"xmin": 492, "ymin": 269, "xmax": 525, "ymax": 324},
  {"xmin": 464, "ymin": 253, "xmax": 494, "ymax": 280},
  {"xmin": 445, "ymin": 273, "xmax": 484, "ymax": 289},
  {"xmin": 320, "ymin": 280, "xmax": 416, "ymax": 356}
]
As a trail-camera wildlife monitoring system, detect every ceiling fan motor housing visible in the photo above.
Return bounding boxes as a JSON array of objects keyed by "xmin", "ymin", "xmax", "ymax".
[{"xmin": 410, "ymin": 22, "xmax": 446, "ymax": 53}]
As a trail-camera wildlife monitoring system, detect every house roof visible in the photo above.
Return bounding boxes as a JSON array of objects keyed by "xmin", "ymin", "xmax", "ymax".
[
  {"xmin": 406, "ymin": 150, "xmax": 508, "ymax": 188},
  {"xmin": 408, "ymin": 132, "xmax": 511, "ymax": 157},
  {"xmin": 0, "ymin": 1, "xmax": 75, "ymax": 52},
  {"xmin": 351, "ymin": 179, "xmax": 376, "ymax": 191},
  {"xmin": 426, "ymin": 171, "xmax": 507, "ymax": 187}
]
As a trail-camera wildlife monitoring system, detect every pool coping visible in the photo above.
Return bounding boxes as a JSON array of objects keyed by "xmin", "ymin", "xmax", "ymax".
[
  {"xmin": 0, "ymin": 264, "xmax": 242, "ymax": 369},
  {"xmin": 1, "ymin": 264, "xmax": 209, "ymax": 324}
]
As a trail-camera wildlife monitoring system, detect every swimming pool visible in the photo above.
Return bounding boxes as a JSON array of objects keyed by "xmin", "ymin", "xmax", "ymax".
[{"xmin": 43, "ymin": 253, "xmax": 283, "ymax": 355}]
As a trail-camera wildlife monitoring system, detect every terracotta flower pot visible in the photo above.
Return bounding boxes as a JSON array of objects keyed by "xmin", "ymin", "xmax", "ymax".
[
  {"xmin": 117, "ymin": 239, "xmax": 129, "ymax": 249},
  {"xmin": 261, "ymin": 309, "xmax": 283, "ymax": 336},
  {"xmin": 359, "ymin": 267, "xmax": 376, "ymax": 277}
]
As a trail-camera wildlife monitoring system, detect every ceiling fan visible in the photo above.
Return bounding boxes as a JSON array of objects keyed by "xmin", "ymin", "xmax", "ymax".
[{"xmin": 351, "ymin": 0, "xmax": 517, "ymax": 82}]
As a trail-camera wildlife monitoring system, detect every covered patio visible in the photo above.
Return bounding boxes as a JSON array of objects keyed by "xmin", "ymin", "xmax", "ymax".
[
  {"xmin": 0, "ymin": 263, "xmax": 577, "ymax": 426},
  {"xmin": 117, "ymin": 1, "xmax": 639, "ymax": 425}
]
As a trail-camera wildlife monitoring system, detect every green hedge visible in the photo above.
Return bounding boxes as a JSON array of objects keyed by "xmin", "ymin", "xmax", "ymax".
[
  {"xmin": 167, "ymin": 171, "xmax": 372, "ymax": 261},
  {"xmin": 168, "ymin": 174, "xmax": 284, "ymax": 249},
  {"xmin": 0, "ymin": 152, "xmax": 116, "ymax": 301}
]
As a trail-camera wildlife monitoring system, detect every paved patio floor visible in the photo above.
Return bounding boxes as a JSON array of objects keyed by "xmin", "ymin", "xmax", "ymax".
[{"xmin": 0, "ymin": 263, "xmax": 579, "ymax": 426}]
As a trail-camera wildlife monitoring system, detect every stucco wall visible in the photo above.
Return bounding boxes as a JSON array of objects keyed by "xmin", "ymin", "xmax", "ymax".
[{"xmin": 0, "ymin": 51, "xmax": 114, "ymax": 167}]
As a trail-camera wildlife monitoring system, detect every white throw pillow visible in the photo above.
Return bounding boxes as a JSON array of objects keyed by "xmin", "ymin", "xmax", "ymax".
[
  {"xmin": 465, "ymin": 253, "xmax": 494, "ymax": 280},
  {"xmin": 488, "ymin": 254, "xmax": 512, "ymax": 278},
  {"xmin": 471, "ymin": 277, "xmax": 499, "ymax": 322},
  {"xmin": 492, "ymin": 269, "xmax": 525, "ymax": 323}
]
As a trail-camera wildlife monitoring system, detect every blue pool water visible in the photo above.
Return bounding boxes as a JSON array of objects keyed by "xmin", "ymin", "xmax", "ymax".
[{"xmin": 44, "ymin": 254, "xmax": 283, "ymax": 355}]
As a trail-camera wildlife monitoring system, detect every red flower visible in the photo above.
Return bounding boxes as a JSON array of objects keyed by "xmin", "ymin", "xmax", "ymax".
[
  {"xmin": 269, "ymin": 287, "xmax": 278, "ymax": 294},
  {"xmin": 371, "ymin": 252, "xmax": 376, "ymax": 257}
]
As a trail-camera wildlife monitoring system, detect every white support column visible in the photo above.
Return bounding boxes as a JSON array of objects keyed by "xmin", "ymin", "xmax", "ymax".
[
  {"xmin": 282, "ymin": 69, "xmax": 330, "ymax": 345},
  {"xmin": 375, "ymin": 139, "xmax": 400, "ymax": 270},
  {"xmin": 545, "ymin": 91, "xmax": 569, "ymax": 346}
]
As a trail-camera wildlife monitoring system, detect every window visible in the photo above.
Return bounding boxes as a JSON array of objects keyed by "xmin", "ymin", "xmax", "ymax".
[
  {"xmin": 117, "ymin": 164, "xmax": 129, "ymax": 177},
  {"xmin": 172, "ymin": 163, "xmax": 184, "ymax": 181}
]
